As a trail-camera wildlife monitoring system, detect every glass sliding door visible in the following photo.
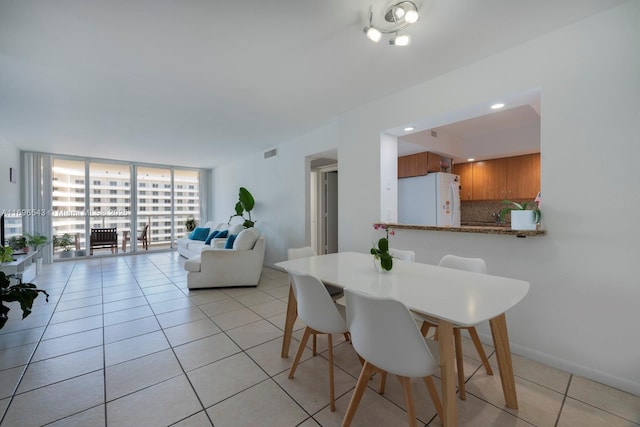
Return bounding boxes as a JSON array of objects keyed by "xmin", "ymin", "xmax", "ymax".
[
  {"xmin": 49, "ymin": 155, "xmax": 203, "ymax": 258},
  {"xmin": 173, "ymin": 169, "xmax": 200, "ymax": 239},
  {"xmin": 137, "ymin": 166, "xmax": 172, "ymax": 251},
  {"xmin": 88, "ymin": 162, "xmax": 131, "ymax": 255},
  {"xmin": 51, "ymin": 159, "xmax": 85, "ymax": 257}
]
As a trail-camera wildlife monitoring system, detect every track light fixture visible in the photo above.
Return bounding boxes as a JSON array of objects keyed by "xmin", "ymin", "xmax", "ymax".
[{"xmin": 363, "ymin": 1, "xmax": 420, "ymax": 47}]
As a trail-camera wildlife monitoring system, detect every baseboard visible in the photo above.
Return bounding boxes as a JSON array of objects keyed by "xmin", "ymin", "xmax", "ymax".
[{"xmin": 476, "ymin": 331, "xmax": 640, "ymax": 396}]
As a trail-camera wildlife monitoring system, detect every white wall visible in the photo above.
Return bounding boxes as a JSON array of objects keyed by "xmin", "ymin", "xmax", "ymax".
[
  {"xmin": 0, "ymin": 137, "xmax": 20, "ymax": 212},
  {"xmin": 213, "ymin": 2, "xmax": 640, "ymax": 395}
]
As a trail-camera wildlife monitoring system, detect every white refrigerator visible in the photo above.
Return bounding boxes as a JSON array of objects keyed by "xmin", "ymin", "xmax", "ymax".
[{"xmin": 398, "ymin": 172, "xmax": 461, "ymax": 227}]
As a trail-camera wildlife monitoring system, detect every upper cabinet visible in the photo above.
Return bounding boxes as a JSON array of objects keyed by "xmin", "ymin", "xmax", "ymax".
[
  {"xmin": 398, "ymin": 152, "xmax": 452, "ymax": 178},
  {"xmin": 454, "ymin": 162, "xmax": 473, "ymax": 200},
  {"xmin": 506, "ymin": 153, "xmax": 540, "ymax": 199},
  {"xmin": 452, "ymin": 153, "xmax": 540, "ymax": 201}
]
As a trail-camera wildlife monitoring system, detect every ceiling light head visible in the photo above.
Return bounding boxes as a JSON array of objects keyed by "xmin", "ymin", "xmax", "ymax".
[
  {"xmin": 364, "ymin": 1, "xmax": 419, "ymax": 46},
  {"xmin": 491, "ymin": 103, "xmax": 505, "ymax": 110},
  {"xmin": 389, "ymin": 34, "xmax": 411, "ymax": 46},
  {"xmin": 404, "ymin": 126, "xmax": 415, "ymax": 132},
  {"xmin": 364, "ymin": 26, "xmax": 382, "ymax": 43},
  {"xmin": 384, "ymin": 1, "xmax": 419, "ymax": 24},
  {"xmin": 404, "ymin": 9, "xmax": 419, "ymax": 24}
]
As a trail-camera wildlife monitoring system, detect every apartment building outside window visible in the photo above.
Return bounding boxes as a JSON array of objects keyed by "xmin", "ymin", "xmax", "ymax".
[{"xmin": 51, "ymin": 158, "xmax": 202, "ymax": 256}]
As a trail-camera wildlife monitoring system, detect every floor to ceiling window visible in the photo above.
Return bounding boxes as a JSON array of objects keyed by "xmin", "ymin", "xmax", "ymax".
[{"xmin": 50, "ymin": 157, "xmax": 202, "ymax": 258}]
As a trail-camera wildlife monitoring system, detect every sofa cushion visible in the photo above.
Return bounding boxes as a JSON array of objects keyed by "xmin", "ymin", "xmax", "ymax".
[
  {"xmin": 216, "ymin": 230, "xmax": 229, "ymax": 239},
  {"xmin": 225, "ymin": 234, "xmax": 237, "ymax": 249},
  {"xmin": 233, "ymin": 227, "xmax": 260, "ymax": 250},
  {"xmin": 184, "ymin": 255, "xmax": 202, "ymax": 272},
  {"xmin": 204, "ymin": 230, "xmax": 220, "ymax": 245},
  {"xmin": 189, "ymin": 227, "xmax": 210, "ymax": 241}
]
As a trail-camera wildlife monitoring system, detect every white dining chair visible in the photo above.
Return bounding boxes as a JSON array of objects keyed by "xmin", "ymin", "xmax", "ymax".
[
  {"xmin": 343, "ymin": 288, "xmax": 443, "ymax": 427},
  {"xmin": 286, "ymin": 246, "xmax": 346, "ymax": 356},
  {"xmin": 388, "ymin": 248, "xmax": 415, "ymax": 262},
  {"xmin": 287, "ymin": 271, "xmax": 348, "ymax": 412},
  {"xmin": 419, "ymin": 254, "xmax": 494, "ymax": 400}
]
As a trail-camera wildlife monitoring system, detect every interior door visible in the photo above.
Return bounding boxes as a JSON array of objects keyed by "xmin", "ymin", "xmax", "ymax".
[{"xmin": 324, "ymin": 171, "xmax": 338, "ymax": 254}]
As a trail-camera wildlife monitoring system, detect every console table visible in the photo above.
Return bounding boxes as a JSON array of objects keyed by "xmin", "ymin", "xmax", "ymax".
[{"xmin": 1, "ymin": 250, "xmax": 38, "ymax": 283}]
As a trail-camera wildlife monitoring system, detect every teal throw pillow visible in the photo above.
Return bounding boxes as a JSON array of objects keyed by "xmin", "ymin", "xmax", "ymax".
[
  {"xmin": 190, "ymin": 227, "xmax": 210, "ymax": 241},
  {"xmin": 225, "ymin": 234, "xmax": 237, "ymax": 249},
  {"xmin": 204, "ymin": 230, "xmax": 220, "ymax": 245},
  {"xmin": 216, "ymin": 230, "xmax": 228, "ymax": 239}
]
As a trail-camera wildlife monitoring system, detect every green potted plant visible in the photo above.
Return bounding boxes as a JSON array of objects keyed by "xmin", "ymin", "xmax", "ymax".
[
  {"xmin": 25, "ymin": 232, "xmax": 48, "ymax": 252},
  {"xmin": 7, "ymin": 236, "xmax": 28, "ymax": 253},
  {"xmin": 184, "ymin": 217, "xmax": 197, "ymax": 233},
  {"xmin": 0, "ymin": 246, "xmax": 49, "ymax": 329},
  {"xmin": 370, "ymin": 223, "xmax": 395, "ymax": 271},
  {"xmin": 229, "ymin": 187, "xmax": 256, "ymax": 228},
  {"xmin": 24, "ymin": 232, "xmax": 48, "ymax": 273},
  {"xmin": 499, "ymin": 200, "xmax": 541, "ymax": 230},
  {"xmin": 53, "ymin": 233, "xmax": 74, "ymax": 258}
]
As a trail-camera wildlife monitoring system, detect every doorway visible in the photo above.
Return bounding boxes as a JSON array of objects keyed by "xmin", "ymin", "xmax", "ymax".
[{"xmin": 309, "ymin": 158, "xmax": 338, "ymax": 255}]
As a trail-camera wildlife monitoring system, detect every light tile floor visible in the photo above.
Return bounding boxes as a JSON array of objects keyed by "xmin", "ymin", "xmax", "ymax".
[{"xmin": 1, "ymin": 252, "xmax": 639, "ymax": 426}]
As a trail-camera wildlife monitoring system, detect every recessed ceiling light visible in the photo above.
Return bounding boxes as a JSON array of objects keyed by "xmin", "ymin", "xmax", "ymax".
[
  {"xmin": 491, "ymin": 103, "xmax": 505, "ymax": 110},
  {"xmin": 404, "ymin": 126, "xmax": 415, "ymax": 132},
  {"xmin": 467, "ymin": 158, "xmax": 475, "ymax": 162}
]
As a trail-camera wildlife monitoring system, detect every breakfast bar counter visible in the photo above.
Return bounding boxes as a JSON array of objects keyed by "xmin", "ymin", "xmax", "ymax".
[{"xmin": 389, "ymin": 223, "xmax": 546, "ymax": 237}]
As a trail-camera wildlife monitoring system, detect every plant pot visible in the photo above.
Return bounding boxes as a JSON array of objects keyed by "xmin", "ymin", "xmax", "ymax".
[
  {"xmin": 75, "ymin": 249, "xmax": 86, "ymax": 257},
  {"xmin": 510, "ymin": 210, "xmax": 537, "ymax": 230},
  {"xmin": 36, "ymin": 257, "xmax": 43, "ymax": 274},
  {"xmin": 59, "ymin": 250, "xmax": 74, "ymax": 259}
]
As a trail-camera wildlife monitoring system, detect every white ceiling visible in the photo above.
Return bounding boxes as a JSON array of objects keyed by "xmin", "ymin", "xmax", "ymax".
[{"xmin": 0, "ymin": 0, "xmax": 627, "ymax": 168}]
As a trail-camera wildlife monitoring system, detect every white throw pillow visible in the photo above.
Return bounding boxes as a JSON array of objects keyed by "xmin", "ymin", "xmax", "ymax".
[{"xmin": 233, "ymin": 228, "xmax": 260, "ymax": 250}]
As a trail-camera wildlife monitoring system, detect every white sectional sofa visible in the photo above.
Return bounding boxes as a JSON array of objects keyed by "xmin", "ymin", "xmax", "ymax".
[
  {"xmin": 184, "ymin": 227, "xmax": 265, "ymax": 289},
  {"xmin": 176, "ymin": 221, "xmax": 244, "ymax": 258}
]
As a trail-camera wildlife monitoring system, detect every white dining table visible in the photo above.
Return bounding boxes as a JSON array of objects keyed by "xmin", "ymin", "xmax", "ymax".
[{"xmin": 275, "ymin": 251, "xmax": 529, "ymax": 427}]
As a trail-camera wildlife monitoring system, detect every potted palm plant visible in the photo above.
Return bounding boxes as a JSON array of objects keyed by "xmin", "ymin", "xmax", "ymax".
[
  {"xmin": 24, "ymin": 233, "xmax": 48, "ymax": 273},
  {"xmin": 499, "ymin": 200, "xmax": 541, "ymax": 230},
  {"xmin": 53, "ymin": 233, "xmax": 74, "ymax": 258}
]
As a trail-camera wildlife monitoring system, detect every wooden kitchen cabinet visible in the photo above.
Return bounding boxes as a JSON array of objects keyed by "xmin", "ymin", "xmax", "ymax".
[
  {"xmin": 453, "ymin": 162, "xmax": 473, "ymax": 200},
  {"xmin": 506, "ymin": 153, "xmax": 540, "ymax": 199},
  {"xmin": 472, "ymin": 158, "xmax": 508, "ymax": 200},
  {"xmin": 398, "ymin": 152, "xmax": 452, "ymax": 178},
  {"xmin": 398, "ymin": 152, "xmax": 426, "ymax": 178},
  {"xmin": 455, "ymin": 153, "xmax": 540, "ymax": 201}
]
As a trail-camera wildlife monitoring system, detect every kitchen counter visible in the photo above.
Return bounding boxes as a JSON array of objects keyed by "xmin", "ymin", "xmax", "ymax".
[{"xmin": 384, "ymin": 223, "xmax": 546, "ymax": 237}]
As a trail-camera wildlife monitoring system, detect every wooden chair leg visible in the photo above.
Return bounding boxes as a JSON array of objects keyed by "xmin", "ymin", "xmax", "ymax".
[
  {"xmin": 423, "ymin": 376, "xmax": 444, "ymax": 423},
  {"xmin": 313, "ymin": 334, "xmax": 317, "ymax": 356},
  {"xmin": 288, "ymin": 327, "xmax": 312, "ymax": 379},
  {"xmin": 342, "ymin": 362, "xmax": 375, "ymax": 427},
  {"xmin": 328, "ymin": 334, "xmax": 336, "ymax": 412},
  {"xmin": 454, "ymin": 328, "xmax": 466, "ymax": 400},
  {"xmin": 378, "ymin": 372, "xmax": 387, "ymax": 394},
  {"xmin": 281, "ymin": 284, "xmax": 297, "ymax": 358},
  {"xmin": 397, "ymin": 376, "xmax": 418, "ymax": 427},
  {"xmin": 420, "ymin": 320, "xmax": 432, "ymax": 337},
  {"xmin": 468, "ymin": 326, "xmax": 494, "ymax": 375}
]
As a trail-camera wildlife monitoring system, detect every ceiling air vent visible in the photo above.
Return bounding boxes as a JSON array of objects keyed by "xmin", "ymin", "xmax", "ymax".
[
  {"xmin": 431, "ymin": 130, "xmax": 438, "ymax": 138},
  {"xmin": 264, "ymin": 148, "xmax": 277, "ymax": 159}
]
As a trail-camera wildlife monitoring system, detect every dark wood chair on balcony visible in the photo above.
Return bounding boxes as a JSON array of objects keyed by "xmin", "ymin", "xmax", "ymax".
[
  {"xmin": 89, "ymin": 228, "xmax": 118, "ymax": 255},
  {"xmin": 122, "ymin": 224, "xmax": 149, "ymax": 252}
]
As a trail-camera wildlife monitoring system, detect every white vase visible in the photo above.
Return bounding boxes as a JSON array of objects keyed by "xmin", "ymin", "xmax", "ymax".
[{"xmin": 510, "ymin": 210, "xmax": 537, "ymax": 230}]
